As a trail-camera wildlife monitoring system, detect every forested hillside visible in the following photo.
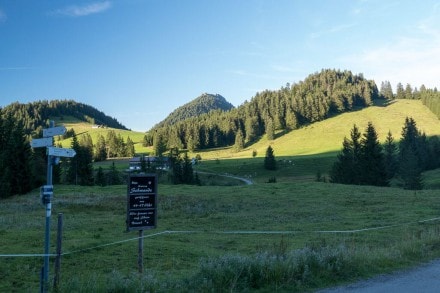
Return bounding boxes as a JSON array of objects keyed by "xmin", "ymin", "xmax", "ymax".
[
  {"xmin": 145, "ymin": 69, "xmax": 379, "ymax": 152},
  {"xmin": 1, "ymin": 99, "xmax": 127, "ymax": 137},
  {"xmin": 153, "ymin": 93, "xmax": 234, "ymax": 128}
]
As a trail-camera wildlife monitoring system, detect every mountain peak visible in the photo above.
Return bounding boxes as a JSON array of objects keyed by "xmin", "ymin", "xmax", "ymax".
[{"xmin": 153, "ymin": 93, "xmax": 234, "ymax": 128}]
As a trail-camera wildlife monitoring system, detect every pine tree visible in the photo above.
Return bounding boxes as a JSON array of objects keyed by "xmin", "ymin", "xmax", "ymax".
[
  {"xmin": 396, "ymin": 82, "xmax": 405, "ymax": 99},
  {"xmin": 264, "ymin": 145, "xmax": 277, "ymax": 170},
  {"xmin": 265, "ymin": 118, "xmax": 275, "ymax": 140},
  {"xmin": 380, "ymin": 81, "xmax": 394, "ymax": 100},
  {"xmin": 94, "ymin": 134, "xmax": 107, "ymax": 162},
  {"xmin": 398, "ymin": 117, "xmax": 424, "ymax": 190},
  {"xmin": 234, "ymin": 129, "xmax": 245, "ymax": 151},
  {"xmin": 168, "ymin": 148, "xmax": 183, "ymax": 184},
  {"xmin": 95, "ymin": 166, "xmax": 106, "ymax": 186},
  {"xmin": 0, "ymin": 114, "xmax": 34, "ymax": 196},
  {"xmin": 78, "ymin": 134, "xmax": 94, "ymax": 185},
  {"xmin": 359, "ymin": 122, "xmax": 388, "ymax": 186},
  {"xmin": 107, "ymin": 162, "xmax": 121, "ymax": 185},
  {"xmin": 182, "ymin": 152, "xmax": 194, "ymax": 184},
  {"xmin": 383, "ymin": 131, "xmax": 397, "ymax": 181},
  {"xmin": 126, "ymin": 136, "xmax": 135, "ymax": 157},
  {"xmin": 330, "ymin": 137, "xmax": 355, "ymax": 184},
  {"xmin": 66, "ymin": 133, "xmax": 80, "ymax": 184},
  {"xmin": 153, "ymin": 132, "xmax": 167, "ymax": 157},
  {"xmin": 106, "ymin": 130, "xmax": 118, "ymax": 158}
]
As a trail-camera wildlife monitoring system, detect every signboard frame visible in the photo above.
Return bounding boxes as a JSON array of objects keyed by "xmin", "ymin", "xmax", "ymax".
[
  {"xmin": 43, "ymin": 125, "xmax": 67, "ymax": 138},
  {"xmin": 126, "ymin": 173, "xmax": 157, "ymax": 231}
]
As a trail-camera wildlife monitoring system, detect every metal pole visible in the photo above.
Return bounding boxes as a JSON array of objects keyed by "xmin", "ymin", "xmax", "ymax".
[
  {"xmin": 138, "ymin": 230, "xmax": 144, "ymax": 273},
  {"xmin": 53, "ymin": 213, "xmax": 63, "ymax": 291},
  {"xmin": 42, "ymin": 120, "xmax": 54, "ymax": 293}
]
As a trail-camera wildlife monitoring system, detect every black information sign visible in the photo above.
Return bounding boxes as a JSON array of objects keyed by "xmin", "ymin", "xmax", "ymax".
[{"xmin": 127, "ymin": 174, "xmax": 157, "ymax": 231}]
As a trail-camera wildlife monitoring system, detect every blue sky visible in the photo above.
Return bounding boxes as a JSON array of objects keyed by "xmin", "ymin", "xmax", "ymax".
[{"xmin": 1, "ymin": 0, "xmax": 440, "ymax": 131}]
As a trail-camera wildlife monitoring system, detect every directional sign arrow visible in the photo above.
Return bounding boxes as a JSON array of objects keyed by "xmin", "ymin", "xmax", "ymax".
[
  {"xmin": 31, "ymin": 137, "xmax": 53, "ymax": 148},
  {"xmin": 47, "ymin": 147, "xmax": 76, "ymax": 158},
  {"xmin": 43, "ymin": 126, "xmax": 67, "ymax": 138}
]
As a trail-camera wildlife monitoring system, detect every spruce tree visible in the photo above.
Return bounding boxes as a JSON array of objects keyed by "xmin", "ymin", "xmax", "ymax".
[
  {"xmin": 264, "ymin": 145, "xmax": 277, "ymax": 170},
  {"xmin": 0, "ymin": 114, "xmax": 33, "ymax": 196},
  {"xmin": 234, "ymin": 129, "xmax": 245, "ymax": 151},
  {"xmin": 66, "ymin": 133, "xmax": 80, "ymax": 184},
  {"xmin": 359, "ymin": 122, "xmax": 388, "ymax": 186},
  {"xmin": 383, "ymin": 131, "xmax": 397, "ymax": 181},
  {"xmin": 265, "ymin": 118, "xmax": 275, "ymax": 140},
  {"xmin": 107, "ymin": 162, "xmax": 121, "ymax": 185},
  {"xmin": 330, "ymin": 137, "xmax": 355, "ymax": 184},
  {"xmin": 95, "ymin": 166, "xmax": 106, "ymax": 186},
  {"xmin": 94, "ymin": 134, "xmax": 107, "ymax": 162},
  {"xmin": 182, "ymin": 152, "xmax": 194, "ymax": 184},
  {"xmin": 398, "ymin": 117, "xmax": 424, "ymax": 189},
  {"xmin": 126, "ymin": 136, "xmax": 135, "ymax": 157}
]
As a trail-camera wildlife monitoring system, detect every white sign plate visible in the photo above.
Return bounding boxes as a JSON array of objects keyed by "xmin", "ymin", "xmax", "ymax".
[
  {"xmin": 43, "ymin": 126, "xmax": 67, "ymax": 137},
  {"xmin": 47, "ymin": 147, "xmax": 76, "ymax": 158},
  {"xmin": 31, "ymin": 137, "xmax": 53, "ymax": 148}
]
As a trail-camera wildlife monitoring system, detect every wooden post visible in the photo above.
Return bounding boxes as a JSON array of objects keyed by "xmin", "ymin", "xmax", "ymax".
[
  {"xmin": 53, "ymin": 213, "xmax": 63, "ymax": 291},
  {"xmin": 138, "ymin": 230, "xmax": 144, "ymax": 273}
]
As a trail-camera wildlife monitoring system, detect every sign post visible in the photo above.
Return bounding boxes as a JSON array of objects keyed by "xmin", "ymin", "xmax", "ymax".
[
  {"xmin": 127, "ymin": 174, "xmax": 157, "ymax": 273},
  {"xmin": 31, "ymin": 121, "xmax": 74, "ymax": 293}
]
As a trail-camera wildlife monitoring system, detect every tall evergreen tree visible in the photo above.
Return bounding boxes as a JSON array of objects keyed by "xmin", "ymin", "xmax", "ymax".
[
  {"xmin": 94, "ymin": 134, "xmax": 107, "ymax": 162},
  {"xmin": 359, "ymin": 122, "xmax": 388, "ymax": 186},
  {"xmin": 380, "ymin": 81, "xmax": 394, "ymax": 100},
  {"xmin": 0, "ymin": 113, "xmax": 33, "ymax": 197},
  {"xmin": 181, "ymin": 152, "xmax": 194, "ymax": 184},
  {"xmin": 106, "ymin": 130, "xmax": 118, "ymax": 158},
  {"xmin": 168, "ymin": 147, "xmax": 183, "ymax": 184},
  {"xmin": 383, "ymin": 131, "xmax": 397, "ymax": 181},
  {"xmin": 126, "ymin": 136, "xmax": 135, "ymax": 157},
  {"xmin": 78, "ymin": 134, "xmax": 94, "ymax": 185},
  {"xmin": 264, "ymin": 145, "xmax": 277, "ymax": 170},
  {"xmin": 396, "ymin": 82, "xmax": 405, "ymax": 99},
  {"xmin": 265, "ymin": 118, "xmax": 275, "ymax": 140},
  {"xmin": 234, "ymin": 129, "xmax": 245, "ymax": 151},
  {"xmin": 107, "ymin": 162, "xmax": 122, "ymax": 185},
  {"xmin": 398, "ymin": 117, "xmax": 424, "ymax": 190},
  {"xmin": 330, "ymin": 124, "xmax": 368, "ymax": 185},
  {"xmin": 95, "ymin": 166, "xmax": 106, "ymax": 186},
  {"xmin": 66, "ymin": 132, "xmax": 81, "ymax": 184},
  {"xmin": 330, "ymin": 137, "xmax": 356, "ymax": 184},
  {"xmin": 153, "ymin": 131, "xmax": 167, "ymax": 157}
]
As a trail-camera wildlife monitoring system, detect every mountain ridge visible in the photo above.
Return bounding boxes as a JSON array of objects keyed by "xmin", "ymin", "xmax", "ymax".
[{"xmin": 1, "ymin": 99, "xmax": 127, "ymax": 136}]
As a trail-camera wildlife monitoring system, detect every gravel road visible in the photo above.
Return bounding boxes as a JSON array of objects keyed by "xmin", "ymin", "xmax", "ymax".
[{"xmin": 318, "ymin": 259, "xmax": 440, "ymax": 293}]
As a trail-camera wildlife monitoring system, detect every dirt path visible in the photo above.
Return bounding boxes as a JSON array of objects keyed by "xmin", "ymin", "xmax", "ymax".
[
  {"xmin": 318, "ymin": 259, "xmax": 440, "ymax": 293},
  {"xmin": 196, "ymin": 171, "xmax": 253, "ymax": 185}
]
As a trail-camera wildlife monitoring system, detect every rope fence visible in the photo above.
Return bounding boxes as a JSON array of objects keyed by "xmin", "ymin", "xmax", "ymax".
[{"xmin": 2, "ymin": 216, "xmax": 440, "ymax": 258}]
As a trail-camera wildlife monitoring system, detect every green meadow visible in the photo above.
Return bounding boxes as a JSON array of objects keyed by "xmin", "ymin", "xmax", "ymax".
[
  {"xmin": 2, "ymin": 183, "xmax": 440, "ymax": 292},
  {"xmin": 1, "ymin": 99, "xmax": 440, "ymax": 292}
]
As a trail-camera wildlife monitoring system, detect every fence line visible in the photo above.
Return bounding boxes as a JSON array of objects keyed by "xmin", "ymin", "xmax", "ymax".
[{"xmin": 2, "ymin": 216, "xmax": 440, "ymax": 258}]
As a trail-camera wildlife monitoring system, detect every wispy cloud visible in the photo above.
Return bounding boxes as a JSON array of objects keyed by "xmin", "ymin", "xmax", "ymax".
[
  {"xmin": 53, "ymin": 1, "xmax": 111, "ymax": 17},
  {"xmin": 0, "ymin": 66, "xmax": 32, "ymax": 71},
  {"xmin": 310, "ymin": 23, "xmax": 357, "ymax": 39},
  {"xmin": 0, "ymin": 9, "xmax": 7, "ymax": 22},
  {"xmin": 340, "ymin": 17, "xmax": 440, "ymax": 88}
]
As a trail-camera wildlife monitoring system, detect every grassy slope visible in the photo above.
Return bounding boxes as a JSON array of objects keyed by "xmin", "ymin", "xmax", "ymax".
[
  {"xmin": 54, "ymin": 116, "xmax": 149, "ymax": 154},
  {"xmin": 197, "ymin": 99, "xmax": 440, "ymax": 160},
  {"xmin": 194, "ymin": 99, "xmax": 440, "ymax": 185}
]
